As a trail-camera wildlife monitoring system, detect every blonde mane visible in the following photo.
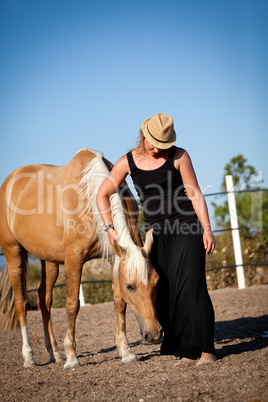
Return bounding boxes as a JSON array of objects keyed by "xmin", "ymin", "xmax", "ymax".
[{"xmin": 78, "ymin": 150, "xmax": 148, "ymax": 285}]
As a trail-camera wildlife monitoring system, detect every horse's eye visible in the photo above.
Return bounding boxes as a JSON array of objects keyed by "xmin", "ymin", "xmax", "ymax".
[{"xmin": 126, "ymin": 283, "xmax": 136, "ymax": 291}]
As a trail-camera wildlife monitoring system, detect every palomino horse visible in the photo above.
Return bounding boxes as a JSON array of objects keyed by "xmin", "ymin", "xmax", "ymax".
[{"xmin": 0, "ymin": 149, "xmax": 161, "ymax": 369}]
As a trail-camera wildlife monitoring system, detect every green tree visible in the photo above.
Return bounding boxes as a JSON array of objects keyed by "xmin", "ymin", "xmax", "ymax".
[
  {"xmin": 212, "ymin": 155, "xmax": 265, "ymax": 238},
  {"xmin": 220, "ymin": 154, "xmax": 258, "ymax": 190}
]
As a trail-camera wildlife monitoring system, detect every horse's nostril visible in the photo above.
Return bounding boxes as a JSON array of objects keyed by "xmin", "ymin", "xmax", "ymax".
[
  {"xmin": 144, "ymin": 333, "xmax": 152, "ymax": 343},
  {"xmin": 144, "ymin": 329, "xmax": 163, "ymax": 344}
]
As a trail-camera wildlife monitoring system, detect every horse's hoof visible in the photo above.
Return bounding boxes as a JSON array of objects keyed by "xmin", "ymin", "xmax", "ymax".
[
  {"xmin": 23, "ymin": 360, "xmax": 36, "ymax": 368},
  {"xmin": 55, "ymin": 353, "xmax": 64, "ymax": 363},
  {"xmin": 64, "ymin": 359, "xmax": 80, "ymax": 370},
  {"xmin": 121, "ymin": 354, "xmax": 137, "ymax": 364},
  {"xmin": 49, "ymin": 353, "xmax": 64, "ymax": 364}
]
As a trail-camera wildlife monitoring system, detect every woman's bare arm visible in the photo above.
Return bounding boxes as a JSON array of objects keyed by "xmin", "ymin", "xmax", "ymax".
[
  {"xmin": 96, "ymin": 155, "xmax": 130, "ymax": 245},
  {"xmin": 174, "ymin": 148, "xmax": 215, "ymax": 254}
]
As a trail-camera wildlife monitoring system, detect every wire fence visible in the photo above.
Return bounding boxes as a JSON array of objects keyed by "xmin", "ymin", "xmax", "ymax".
[
  {"xmin": 24, "ymin": 262, "xmax": 268, "ymax": 293},
  {"xmin": 204, "ymin": 188, "xmax": 268, "ymax": 197},
  {"xmin": 0, "ymin": 187, "xmax": 267, "ymax": 292}
]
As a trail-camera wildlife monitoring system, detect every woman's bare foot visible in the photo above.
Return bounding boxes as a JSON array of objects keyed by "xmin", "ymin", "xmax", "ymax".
[
  {"xmin": 173, "ymin": 357, "xmax": 194, "ymax": 367},
  {"xmin": 196, "ymin": 353, "xmax": 217, "ymax": 366}
]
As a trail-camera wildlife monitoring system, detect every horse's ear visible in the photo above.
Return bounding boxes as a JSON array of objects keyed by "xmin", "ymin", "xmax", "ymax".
[
  {"xmin": 113, "ymin": 240, "xmax": 127, "ymax": 260},
  {"xmin": 143, "ymin": 229, "xmax": 154, "ymax": 256}
]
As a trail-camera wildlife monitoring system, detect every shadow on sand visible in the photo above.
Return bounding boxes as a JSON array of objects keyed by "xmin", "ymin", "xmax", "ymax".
[
  {"xmin": 78, "ymin": 315, "xmax": 268, "ymax": 365},
  {"xmin": 215, "ymin": 315, "xmax": 268, "ymax": 359}
]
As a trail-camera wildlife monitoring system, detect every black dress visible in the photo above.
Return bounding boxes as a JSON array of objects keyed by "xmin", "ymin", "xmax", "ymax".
[{"xmin": 127, "ymin": 147, "xmax": 215, "ymax": 359}]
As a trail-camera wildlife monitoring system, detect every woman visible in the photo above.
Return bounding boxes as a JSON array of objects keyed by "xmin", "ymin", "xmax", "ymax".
[{"xmin": 96, "ymin": 113, "xmax": 216, "ymax": 365}]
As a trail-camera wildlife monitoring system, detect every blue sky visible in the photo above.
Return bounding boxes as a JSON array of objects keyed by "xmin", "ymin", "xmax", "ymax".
[{"xmin": 0, "ymin": 0, "xmax": 267, "ymax": 226}]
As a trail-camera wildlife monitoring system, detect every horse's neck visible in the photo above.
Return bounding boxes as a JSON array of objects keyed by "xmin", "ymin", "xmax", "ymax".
[
  {"xmin": 122, "ymin": 207, "xmax": 142, "ymax": 248},
  {"xmin": 109, "ymin": 192, "xmax": 135, "ymax": 249},
  {"xmin": 79, "ymin": 154, "xmax": 138, "ymax": 257}
]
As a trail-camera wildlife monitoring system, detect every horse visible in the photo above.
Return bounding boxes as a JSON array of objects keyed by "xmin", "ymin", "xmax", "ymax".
[{"xmin": 0, "ymin": 149, "xmax": 162, "ymax": 369}]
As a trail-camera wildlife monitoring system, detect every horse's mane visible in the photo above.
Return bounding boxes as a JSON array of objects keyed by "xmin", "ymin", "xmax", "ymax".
[{"xmin": 78, "ymin": 150, "xmax": 148, "ymax": 285}]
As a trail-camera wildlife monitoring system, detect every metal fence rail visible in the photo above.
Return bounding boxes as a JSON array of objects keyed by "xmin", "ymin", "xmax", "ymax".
[
  {"xmin": 204, "ymin": 188, "xmax": 268, "ymax": 197},
  {"xmin": 24, "ymin": 262, "xmax": 268, "ymax": 293},
  {"xmin": 205, "ymin": 262, "xmax": 268, "ymax": 272},
  {"xmin": 27, "ymin": 280, "xmax": 113, "ymax": 293}
]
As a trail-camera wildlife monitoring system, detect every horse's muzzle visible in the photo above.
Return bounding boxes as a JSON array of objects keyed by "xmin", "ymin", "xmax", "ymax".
[
  {"xmin": 144, "ymin": 327, "xmax": 163, "ymax": 344},
  {"xmin": 137, "ymin": 317, "xmax": 162, "ymax": 344}
]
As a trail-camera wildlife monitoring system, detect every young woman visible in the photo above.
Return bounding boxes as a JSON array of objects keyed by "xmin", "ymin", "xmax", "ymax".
[{"xmin": 96, "ymin": 113, "xmax": 216, "ymax": 365}]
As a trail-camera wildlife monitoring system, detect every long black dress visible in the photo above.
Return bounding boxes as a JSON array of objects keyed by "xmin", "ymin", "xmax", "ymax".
[{"xmin": 127, "ymin": 147, "xmax": 215, "ymax": 359}]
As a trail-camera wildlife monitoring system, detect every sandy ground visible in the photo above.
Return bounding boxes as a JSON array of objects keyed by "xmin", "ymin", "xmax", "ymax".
[{"xmin": 0, "ymin": 284, "xmax": 267, "ymax": 401}]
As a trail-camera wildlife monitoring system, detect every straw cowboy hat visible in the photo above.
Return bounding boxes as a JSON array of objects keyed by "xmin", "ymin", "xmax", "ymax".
[{"xmin": 141, "ymin": 113, "xmax": 176, "ymax": 149}]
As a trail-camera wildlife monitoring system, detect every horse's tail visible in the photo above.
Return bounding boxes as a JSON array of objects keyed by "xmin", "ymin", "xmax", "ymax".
[{"xmin": 0, "ymin": 267, "xmax": 19, "ymax": 330}]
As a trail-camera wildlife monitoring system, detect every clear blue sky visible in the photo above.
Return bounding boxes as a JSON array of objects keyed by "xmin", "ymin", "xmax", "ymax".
[{"xmin": 1, "ymin": 0, "xmax": 267, "ymax": 226}]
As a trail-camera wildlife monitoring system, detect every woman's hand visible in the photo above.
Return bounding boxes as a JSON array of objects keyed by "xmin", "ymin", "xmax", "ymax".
[
  {"xmin": 107, "ymin": 228, "xmax": 119, "ymax": 247},
  {"xmin": 203, "ymin": 231, "xmax": 216, "ymax": 254}
]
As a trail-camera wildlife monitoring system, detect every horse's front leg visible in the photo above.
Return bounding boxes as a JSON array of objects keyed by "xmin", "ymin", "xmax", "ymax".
[
  {"xmin": 38, "ymin": 261, "xmax": 63, "ymax": 363},
  {"xmin": 63, "ymin": 255, "xmax": 83, "ymax": 369},
  {"xmin": 113, "ymin": 278, "xmax": 137, "ymax": 363}
]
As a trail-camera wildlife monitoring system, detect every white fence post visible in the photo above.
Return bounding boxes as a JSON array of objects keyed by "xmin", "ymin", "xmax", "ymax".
[
  {"xmin": 225, "ymin": 175, "xmax": 246, "ymax": 289},
  {"xmin": 79, "ymin": 284, "xmax": 85, "ymax": 306}
]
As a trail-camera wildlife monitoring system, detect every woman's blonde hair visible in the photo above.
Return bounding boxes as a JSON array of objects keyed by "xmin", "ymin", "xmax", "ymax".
[{"xmin": 133, "ymin": 129, "xmax": 145, "ymax": 154}]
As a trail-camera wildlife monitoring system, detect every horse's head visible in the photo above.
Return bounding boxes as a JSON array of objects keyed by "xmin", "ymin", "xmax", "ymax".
[{"xmin": 113, "ymin": 229, "xmax": 162, "ymax": 344}]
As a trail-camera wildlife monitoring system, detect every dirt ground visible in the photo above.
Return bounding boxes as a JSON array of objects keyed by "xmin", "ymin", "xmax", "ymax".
[{"xmin": 0, "ymin": 285, "xmax": 267, "ymax": 401}]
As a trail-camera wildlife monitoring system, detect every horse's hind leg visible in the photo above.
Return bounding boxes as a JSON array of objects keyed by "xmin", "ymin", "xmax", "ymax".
[
  {"xmin": 5, "ymin": 245, "xmax": 36, "ymax": 367},
  {"xmin": 38, "ymin": 261, "xmax": 63, "ymax": 364}
]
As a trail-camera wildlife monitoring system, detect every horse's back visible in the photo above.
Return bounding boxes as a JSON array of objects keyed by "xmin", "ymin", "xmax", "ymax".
[
  {"xmin": 0, "ymin": 148, "xmax": 99, "ymax": 190},
  {"xmin": 0, "ymin": 149, "xmax": 101, "ymax": 261},
  {"xmin": 0, "ymin": 148, "xmax": 142, "ymax": 261}
]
